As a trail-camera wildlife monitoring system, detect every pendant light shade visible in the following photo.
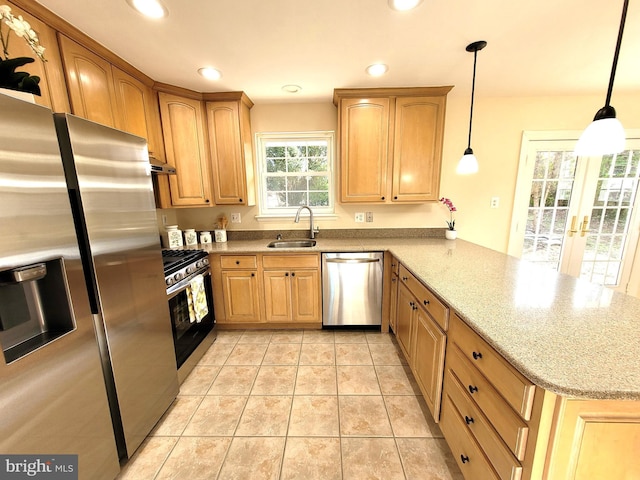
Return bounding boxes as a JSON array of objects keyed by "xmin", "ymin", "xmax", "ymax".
[
  {"xmin": 457, "ymin": 40, "xmax": 486, "ymax": 175},
  {"xmin": 575, "ymin": 0, "xmax": 628, "ymax": 156}
]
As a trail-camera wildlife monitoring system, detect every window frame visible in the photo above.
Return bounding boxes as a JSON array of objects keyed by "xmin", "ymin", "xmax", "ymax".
[{"xmin": 255, "ymin": 131, "xmax": 335, "ymax": 217}]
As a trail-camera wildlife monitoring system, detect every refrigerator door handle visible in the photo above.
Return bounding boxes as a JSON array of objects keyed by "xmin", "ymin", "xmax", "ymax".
[{"xmin": 67, "ymin": 187, "xmax": 101, "ymax": 314}]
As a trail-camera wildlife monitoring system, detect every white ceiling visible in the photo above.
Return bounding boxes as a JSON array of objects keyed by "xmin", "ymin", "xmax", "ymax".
[{"xmin": 36, "ymin": 0, "xmax": 640, "ymax": 104}]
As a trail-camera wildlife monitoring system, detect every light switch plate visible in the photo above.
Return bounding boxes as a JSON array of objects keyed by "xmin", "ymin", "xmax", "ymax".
[
  {"xmin": 490, "ymin": 197, "xmax": 500, "ymax": 208},
  {"xmin": 231, "ymin": 213, "xmax": 241, "ymax": 223},
  {"xmin": 355, "ymin": 212, "xmax": 365, "ymax": 223}
]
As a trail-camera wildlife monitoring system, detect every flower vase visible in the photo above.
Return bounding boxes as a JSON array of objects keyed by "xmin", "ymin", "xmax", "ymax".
[{"xmin": 445, "ymin": 229, "xmax": 457, "ymax": 240}]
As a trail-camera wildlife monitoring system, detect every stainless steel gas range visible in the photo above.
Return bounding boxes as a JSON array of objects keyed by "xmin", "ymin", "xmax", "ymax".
[{"xmin": 162, "ymin": 249, "xmax": 215, "ymax": 380}]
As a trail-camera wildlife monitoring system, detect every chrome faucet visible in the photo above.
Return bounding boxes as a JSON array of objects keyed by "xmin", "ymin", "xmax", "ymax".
[{"xmin": 294, "ymin": 205, "xmax": 319, "ymax": 239}]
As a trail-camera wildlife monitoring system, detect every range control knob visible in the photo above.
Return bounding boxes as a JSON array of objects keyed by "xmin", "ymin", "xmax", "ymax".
[
  {"xmin": 196, "ymin": 258, "xmax": 210, "ymax": 268},
  {"xmin": 174, "ymin": 272, "xmax": 184, "ymax": 282},
  {"xmin": 165, "ymin": 277, "xmax": 174, "ymax": 287},
  {"xmin": 186, "ymin": 266, "xmax": 195, "ymax": 274}
]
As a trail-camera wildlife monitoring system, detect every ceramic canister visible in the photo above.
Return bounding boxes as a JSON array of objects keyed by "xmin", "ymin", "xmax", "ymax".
[{"xmin": 214, "ymin": 229, "xmax": 227, "ymax": 243}]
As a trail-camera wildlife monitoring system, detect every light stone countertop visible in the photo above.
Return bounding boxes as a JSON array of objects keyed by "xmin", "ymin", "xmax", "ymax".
[{"xmin": 200, "ymin": 237, "xmax": 640, "ymax": 400}]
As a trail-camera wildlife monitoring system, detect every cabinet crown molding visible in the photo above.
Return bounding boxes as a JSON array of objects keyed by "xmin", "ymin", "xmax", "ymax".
[{"xmin": 333, "ymin": 86, "xmax": 454, "ymax": 106}]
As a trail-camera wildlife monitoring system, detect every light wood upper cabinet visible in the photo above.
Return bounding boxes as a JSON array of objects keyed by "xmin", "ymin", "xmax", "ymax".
[
  {"xmin": 112, "ymin": 67, "xmax": 165, "ymax": 162},
  {"xmin": 392, "ymin": 96, "xmax": 445, "ymax": 201},
  {"xmin": 339, "ymin": 97, "xmax": 390, "ymax": 202},
  {"xmin": 3, "ymin": 1, "xmax": 69, "ymax": 112},
  {"xmin": 334, "ymin": 87, "xmax": 452, "ymax": 204},
  {"xmin": 158, "ymin": 92, "xmax": 212, "ymax": 207},
  {"xmin": 205, "ymin": 93, "xmax": 256, "ymax": 206},
  {"xmin": 58, "ymin": 35, "xmax": 120, "ymax": 129}
]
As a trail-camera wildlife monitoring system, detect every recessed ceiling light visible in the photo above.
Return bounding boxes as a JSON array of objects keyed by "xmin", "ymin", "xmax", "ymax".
[
  {"xmin": 127, "ymin": 0, "xmax": 168, "ymax": 18},
  {"xmin": 388, "ymin": 0, "xmax": 423, "ymax": 11},
  {"xmin": 366, "ymin": 64, "xmax": 389, "ymax": 76},
  {"xmin": 198, "ymin": 67, "xmax": 222, "ymax": 80},
  {"xmin": 282, "ymin": 84, "xmax": 302, "ymax": 93}
]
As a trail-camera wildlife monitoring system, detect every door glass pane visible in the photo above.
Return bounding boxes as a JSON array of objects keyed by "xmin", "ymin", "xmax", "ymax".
[
  {"xmin": 522, "ymin": 151, "xmax": 578, "ymax": 269},
  {"xmin": 580, "ymin": 150, "xmax": 640, "ymax": 286}
]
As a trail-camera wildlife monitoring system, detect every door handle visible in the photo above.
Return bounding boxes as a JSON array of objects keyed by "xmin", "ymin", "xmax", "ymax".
[
  {"xmin": 568, "ymin": 215, "xmax": 578, "ymax": 237},
  {"xmin": 580, "ymin": 216, "xmax": 590, "ymax": 237}
]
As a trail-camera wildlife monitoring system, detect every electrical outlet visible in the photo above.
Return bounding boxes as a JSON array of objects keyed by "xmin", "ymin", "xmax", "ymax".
[
  {"xmin": 366, "ymin": 212, "xmax": 374, "ymax": 222},
  {"xmin": 161, "ymin": 214, "xmax": 167, "ymax": 225},
  {"xmin": 231, "ymin": 213, "xmax": 241, "ymax": 223},
  {"xmin": 490, "ymin": 197, "xmax": 500, "ymax": 209},
  {"xmin": 355, "ymin": 212, "xmax": 365, "ymax": 223}
]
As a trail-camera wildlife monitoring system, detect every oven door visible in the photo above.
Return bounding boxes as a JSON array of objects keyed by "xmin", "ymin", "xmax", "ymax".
[{"xmin": 167, "ymin": 269, "xmax": 214, "ymax": 368}]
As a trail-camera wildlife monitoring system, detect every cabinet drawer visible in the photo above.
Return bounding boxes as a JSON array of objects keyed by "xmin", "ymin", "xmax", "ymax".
[
  {"xmin": 399, "ymin": 265, "xmax": 448, "ymax": 331},
  {"xmin": 450, "ymin": 313, "xmax": 535, "ymax": 420},
  {"xmin": 220, "ymin": 255, "xmax": 258, "ymax": 269},
  {"xmin": 447, "ymin": 345, "xmax": 529, "ymax": 460},
  {"xmin": 440, "ymin": 392, "xmax": 500, "ymax": 480},
  {"xmin": 445, "ymin": 370, "xmax": 524, "ymax": 479},
  {"xmin": 262, "ymin": 254, "xmax": 319, "ymax": 269}
]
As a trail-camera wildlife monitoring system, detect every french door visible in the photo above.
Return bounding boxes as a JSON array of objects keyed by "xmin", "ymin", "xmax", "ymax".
[{"xmin": 509, "ymin": 133, "xmax": 640, "ymax": 293}]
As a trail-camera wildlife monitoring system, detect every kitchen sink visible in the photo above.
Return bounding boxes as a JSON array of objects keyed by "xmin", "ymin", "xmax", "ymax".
[{"xmin": 267, "ymin": 240, "xmax": 317, "ymax": 248}]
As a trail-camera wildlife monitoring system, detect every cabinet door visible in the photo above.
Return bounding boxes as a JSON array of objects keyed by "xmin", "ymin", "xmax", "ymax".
[
  {"xmin": 391, "ymin": 96, "xmax": 445, "ymax": 202},
  {"xmin": 263, "ymin": 271, "xmax": 292, "ymax": 322},
  {"xmin": 396, "ymin": 283, "xmax": 414, "ymax": 361},
  {"xmin": 58, "ymin": 35, "xmax": 120, "ymax": 128},
  {"xmin": 206, "ymin": 101, "xmax": 248, "ymax": 205},
  {"xmin": 112, "ymin": 67, "xmax": 165, "ymax": 162},
  {"xmin": 4, "ymin": 2, "xmax": 69, "ymax": 112},
  {"xmin": 339, "ymin": 97, "xmax": 390, "ymax": 203},
  {"xmin": 291, "ymin": 269, "xmax": 320, "ymax": 322},
  {"xmin": 412, "ymin": 308, "xmax": 446, "ymax": 421},
  {"xmin": 220, "ymin": 270, "xmax": 260, "ymax": 322},
  {"xmin": 158, "ymin": 93, "xmax": 212, "ymax": 206}
]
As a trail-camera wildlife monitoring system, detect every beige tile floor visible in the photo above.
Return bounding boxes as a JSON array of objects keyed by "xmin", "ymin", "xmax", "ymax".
[{"xmin": 117, "ymin": 329, "xmax": 464, "ymax": 480}]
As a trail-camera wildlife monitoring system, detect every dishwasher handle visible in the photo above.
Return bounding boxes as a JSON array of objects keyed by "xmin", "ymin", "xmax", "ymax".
[{"xmin": 325, "ymin": 258, "xmax": 381, "ymax": 264}]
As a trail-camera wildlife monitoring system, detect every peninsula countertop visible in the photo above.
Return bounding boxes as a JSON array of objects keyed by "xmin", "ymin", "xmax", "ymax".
[{"xmin": 199, "ymin": 237, "xmax": 640, "ymax": 401}]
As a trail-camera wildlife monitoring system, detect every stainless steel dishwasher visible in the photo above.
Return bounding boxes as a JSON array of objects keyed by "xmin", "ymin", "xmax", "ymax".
[{"xmin": 322, "ymin": 252, "xmax": 383, "ymax": 326}]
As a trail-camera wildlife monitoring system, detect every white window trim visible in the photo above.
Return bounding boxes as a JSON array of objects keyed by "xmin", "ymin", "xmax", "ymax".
[{"xmin": 254, "ymin": 131, "xmax": 336, "ymax": 218}]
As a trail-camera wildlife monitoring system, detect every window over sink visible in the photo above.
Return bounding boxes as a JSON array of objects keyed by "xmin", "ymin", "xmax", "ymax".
[{"xmin": 256, "ymin": 132, "xmax": 335, "ymax": 216}]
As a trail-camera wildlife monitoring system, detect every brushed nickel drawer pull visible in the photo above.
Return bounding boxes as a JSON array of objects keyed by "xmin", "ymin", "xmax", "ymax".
[{"xmin": 468, "ymin": 385, "xmax": 478, "ymax": 394}]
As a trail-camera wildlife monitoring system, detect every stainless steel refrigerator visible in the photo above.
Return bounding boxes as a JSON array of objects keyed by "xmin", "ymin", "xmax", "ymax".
[{"xmin": 0, "ymin": 93, "xmax": 178, "ymax": 478}]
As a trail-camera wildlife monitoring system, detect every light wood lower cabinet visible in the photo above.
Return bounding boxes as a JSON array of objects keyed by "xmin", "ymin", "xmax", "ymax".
[
  {"xmin": 394, "ymin": 266, "xmax": 448, "ymax": 421},
  {"xmin": 214, "ymin": 255, "xmax": 261, "ymax": 324},
  {"xmin": 441, "ymin": 312, "xmax": 640, "ymax": 480},
  {"xmin": 412, "ymin": 306, "xmax": 446, "ymax": 421},
  {"xmin": 212, "ymin": 253, "xmax": 320, "ymax": 327},
  {"xmin": 262, "ymin": 254, "xmax": 320, "ymax": 324}
]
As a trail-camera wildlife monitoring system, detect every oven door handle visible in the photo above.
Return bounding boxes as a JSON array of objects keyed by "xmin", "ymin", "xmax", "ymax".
[{"xmin": 167, "ymin": 269, "xmax": 211, "ymax": 300}]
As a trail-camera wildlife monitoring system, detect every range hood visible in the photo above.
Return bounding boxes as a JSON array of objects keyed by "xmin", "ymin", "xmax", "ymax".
[{"xmin": 149, "ymin": 155, "xmax": 176, "ymax": 175}]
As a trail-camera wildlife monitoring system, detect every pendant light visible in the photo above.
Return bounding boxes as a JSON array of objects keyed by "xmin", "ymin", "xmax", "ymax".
[
  {"xmin": 457, "ymin": 40, "xmax": 487, "ymax": 175},
  {"xmin": 575, "ymin": 0, "xmax": 629, "ymax": 156}
]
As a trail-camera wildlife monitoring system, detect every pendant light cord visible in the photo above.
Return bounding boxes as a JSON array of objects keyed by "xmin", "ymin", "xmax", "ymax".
[
  {"xmin": 467, "ymin": 50, "xmax": 478, "ymax": 149},
  {"xmin": 605, "ymin": 0, "xmax": 629, "ymax": 107}
]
